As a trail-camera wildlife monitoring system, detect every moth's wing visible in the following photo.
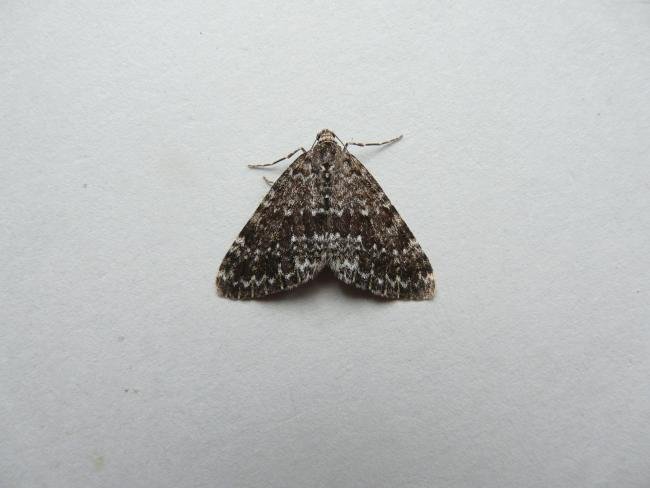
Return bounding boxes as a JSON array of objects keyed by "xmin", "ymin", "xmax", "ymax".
[
  {"xmin": 328, "ymin": 154, "xmax": 435, "ymax": 299},
  {"xmin": 217, "ymin": 154, "xmax": 327, "ymax": 299}
]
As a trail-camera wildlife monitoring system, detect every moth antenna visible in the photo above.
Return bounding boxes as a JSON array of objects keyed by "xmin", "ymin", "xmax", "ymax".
[
  {"xmin": 248, "ymin": 147, "xmax": 306, "ymax": 169},
  {"xmin": 343, "ymin": 134, "xmax": 403, "ymax": 151}
]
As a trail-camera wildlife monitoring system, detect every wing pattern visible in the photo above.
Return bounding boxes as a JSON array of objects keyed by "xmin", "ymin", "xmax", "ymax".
[
  {"xmin": 217, "ymin": 135, "xmax": 434, "ymax": 300},
  {"xmin": 328, "ymin": 154, "xmax": 434, "ymax": 299},
  {"xmin": 216, "ymin": 154, "xmax": 327, "ymax": 299}
]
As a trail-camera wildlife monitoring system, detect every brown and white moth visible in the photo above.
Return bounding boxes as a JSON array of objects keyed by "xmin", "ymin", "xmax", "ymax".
[{"xmin": 216, "ymin": 129, "xmax": 435, "ymax": 300}]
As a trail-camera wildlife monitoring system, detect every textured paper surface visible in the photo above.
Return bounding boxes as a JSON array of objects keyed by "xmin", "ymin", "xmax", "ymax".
[{"xmin": 1, "ymin": 1, "xmax": 649, "ymax": 487}]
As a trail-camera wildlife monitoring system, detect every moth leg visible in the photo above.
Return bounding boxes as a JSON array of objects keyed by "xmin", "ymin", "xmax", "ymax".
[
  {"xmin": 262, "ymin": 176, "xmax": 275, "ymax": 187},
  {"xmin": 343, "ymin": 135, "xmax": 403, "ymax": 151},
  {"xmin": 248, "ymin": 147, "xmax": 307, "ymax": 168}
]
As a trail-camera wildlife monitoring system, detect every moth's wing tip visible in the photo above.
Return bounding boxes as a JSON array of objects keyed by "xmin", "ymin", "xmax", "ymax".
[
  {"xmin": 215, "ymin": 283, "xmax": 228, "ymax": 299},
  {"xmin": 215, "ymin": 274, "xmax": 233, "ymax": 299},
  {"xmin": 424, "ymin": 276, "xmax": 436, "ymax": 299}
]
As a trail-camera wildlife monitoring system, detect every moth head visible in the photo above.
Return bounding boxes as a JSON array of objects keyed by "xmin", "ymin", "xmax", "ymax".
[{"xmin": 316, "ymin": 129, "xmax": 337, "ymax": 144}]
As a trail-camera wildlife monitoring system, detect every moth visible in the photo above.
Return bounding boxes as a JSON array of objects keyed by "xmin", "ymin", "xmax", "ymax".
[{"xmin": 216, "ymin": 129, "xmax": 435, "ymax": 300}]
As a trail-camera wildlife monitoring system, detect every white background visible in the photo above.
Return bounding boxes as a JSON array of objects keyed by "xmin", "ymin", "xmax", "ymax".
[{"xmin": 1, "ymin": 1, "xmax": 649, "ymax": 487}]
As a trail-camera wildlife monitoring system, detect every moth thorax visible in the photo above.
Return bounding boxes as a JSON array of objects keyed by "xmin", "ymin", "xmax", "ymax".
[{"xmin": 316, "ymin": 129, "xmax": 336, "ymax": 143}]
